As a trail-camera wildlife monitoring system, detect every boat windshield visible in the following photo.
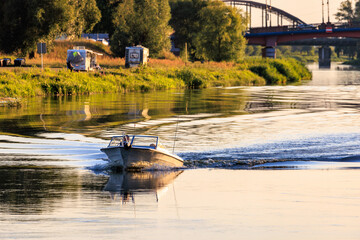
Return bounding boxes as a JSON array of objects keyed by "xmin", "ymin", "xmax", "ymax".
[
  {"xmin": 131, "ymin": 136, "xmax": 158, "ymax": 149},
  {"xmin": 108, "ymin": 136, "xmax": 125, "ymax": 147}
]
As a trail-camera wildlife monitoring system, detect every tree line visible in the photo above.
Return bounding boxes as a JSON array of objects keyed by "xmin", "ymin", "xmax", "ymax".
[
  {"xmin": 0, "ymin": 0, "xmax": 248, "ymax": 62},
  {"xmin": 0, "ymin": 0, "xmax": 101, "ymax": 54},
  {"xmin": 335, "ymin": 0, "xmax": 360, "ymax": 59}
]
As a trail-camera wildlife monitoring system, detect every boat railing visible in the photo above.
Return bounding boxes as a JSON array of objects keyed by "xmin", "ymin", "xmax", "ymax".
[
  {"xmin": 107, "ymin": 135, "xmax": 160, "ymax": 149},
  {"xmin": 108, "ymin": 136, "xmax": 125, "ymax": 147}
]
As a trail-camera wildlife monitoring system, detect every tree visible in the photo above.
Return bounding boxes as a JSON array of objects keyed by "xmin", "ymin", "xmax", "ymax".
[
  {"xmin": 192, "ymin": 0, "xmax": 247, "ymax": 61},
  {"xmin": 335, "ymin": 0, "xmax": 360, "ymax": 59},
  {"xmin": 110, "ymin": 0, "xmax": 172, "ymax": 57},
  {"xmin": 335, "ymin": 0, "xmax": 360, "ymax": 22},
  {"xmin": 245, "ymin": 45, "xmax": 254, "ymax": 55},
  {"xmin": 0, "ymin": 0, "xmax": 72, "ymax": 54},
  {"xmin": 0, "ymin": 0, "xmax": 101, "ymax": 54},
  {"xmin": 335, "ymin": 0, "xmax": 355, "ymax": 21},
  {"xmin": 65, "ymin": 0, "xmax": 101, "ymax": 38},
  {"xmin": 169, "ymin": 0, "xmax": 207, "ymax": 58},
  {"xmin": 93, "ymin": 0, "xmax": 123, "ymax": 35}
]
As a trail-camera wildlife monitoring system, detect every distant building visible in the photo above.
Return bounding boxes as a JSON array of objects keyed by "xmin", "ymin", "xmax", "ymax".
[
  {"xmin": 170, "ymin": 34, "xmax": 180, "ymax": 56},
  {"xmin": 81, "ymin": 33, "xmax": 109, "ymax": 46}
]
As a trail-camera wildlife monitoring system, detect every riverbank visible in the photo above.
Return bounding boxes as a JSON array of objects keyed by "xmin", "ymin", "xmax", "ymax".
[
  {"xmin": 0, "ymin": 58, "xmax": 311, "ymax": 100},
  {"xmin": 342, "ymin": 59, "xmax": 360, "ymax": 66}
]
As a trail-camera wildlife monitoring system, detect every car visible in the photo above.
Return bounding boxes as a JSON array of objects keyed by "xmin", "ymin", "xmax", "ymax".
[{"xmin": 297, "ymin": 24, "xmax": 316, "ymax": 30}]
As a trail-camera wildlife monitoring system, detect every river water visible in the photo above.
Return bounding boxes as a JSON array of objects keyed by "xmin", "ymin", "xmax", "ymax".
[{"xmin": 1, "ymin": 63, "xmax": 360, "ymax": 239}]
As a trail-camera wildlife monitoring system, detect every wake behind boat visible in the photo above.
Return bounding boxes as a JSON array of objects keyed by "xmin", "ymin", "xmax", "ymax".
[{"xmin": 100, "ymin": 135, "xmax": 184, "ymax": 170}]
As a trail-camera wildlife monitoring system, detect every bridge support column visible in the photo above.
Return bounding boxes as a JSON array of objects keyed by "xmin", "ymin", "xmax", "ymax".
[
  {"xmin": 262, "ymin": 47, "xmax": 276, "ymax": 58},
  {"xmin": 318, "ymin": 46, "xmax": 331, "ymax": 68},
  {"xmin": 262, "ymin": 37, "xmax": 277, "ymax": 59}
]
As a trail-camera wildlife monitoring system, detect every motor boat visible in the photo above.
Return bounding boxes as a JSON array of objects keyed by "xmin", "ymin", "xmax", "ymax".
[{"xmin": 100, "ymin": 135, "xmax": 184, "ymax": 170}]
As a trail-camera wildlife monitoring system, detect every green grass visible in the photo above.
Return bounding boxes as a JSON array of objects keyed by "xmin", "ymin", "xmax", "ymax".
[
  {"xmin": 0, "ymin": 58, "xmax": 311, "ymax": 98},
  {"xmin": 246, "ymin": 58, "xmax": 312, "ymax": 85}
]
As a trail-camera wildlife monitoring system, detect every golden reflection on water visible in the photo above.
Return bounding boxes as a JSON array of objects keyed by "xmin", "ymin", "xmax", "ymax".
[
  {"xmin": 171, "ymin": 169, "xmax": 360, "ymax": 240},
  {"xmin": 1, "ymin": 64, "xmax": 360, "ymax": 239},
  {"xmin": 0, "ymin": 88, "xmax": 248, "ymax": 138},
  {"xmin": 1, "ymin": 169, "xmax": 360, "ymax": 239}
]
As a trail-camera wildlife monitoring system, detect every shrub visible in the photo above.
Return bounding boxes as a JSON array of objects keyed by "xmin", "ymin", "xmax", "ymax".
[{"xmin": 249, "ymin": 64, "xmax": 286, "ymax": 85}]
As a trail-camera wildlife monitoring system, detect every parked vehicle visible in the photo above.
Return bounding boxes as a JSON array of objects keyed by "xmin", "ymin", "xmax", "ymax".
[
  {"xmin": 125, "ymin": 45, "xmax": 149, "ymax": 68},
  {"xmin": 14, "ymin": 58, "xmax": 26, "ymax": 67},
  {"xmin": 1, "ymin": 58, "xmax": 11, "ymax": 66},
  {"xmin": 66, "ymin": 46, "xmax": 102, "ymax": 71},
  {"xmin": 297, "ymin": 24, "xmax": 316, "ymax": 30}
]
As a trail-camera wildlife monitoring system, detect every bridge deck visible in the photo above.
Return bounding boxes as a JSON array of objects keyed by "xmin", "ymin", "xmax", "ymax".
[{"xmin": 246, "ymin": 27, "xmax": 360, "ymax": 46}]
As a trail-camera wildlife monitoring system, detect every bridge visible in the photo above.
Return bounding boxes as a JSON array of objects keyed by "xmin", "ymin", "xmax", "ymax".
[
  {"xmin": 222, "ymin": 0, "xmax": 306, "ymax": 28},
  {"xmin": 222, "ymin": 0, "xmax": 360, "ymax": 67}
]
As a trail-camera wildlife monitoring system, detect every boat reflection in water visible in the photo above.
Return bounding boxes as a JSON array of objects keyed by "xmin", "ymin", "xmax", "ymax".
[{"xmin": 103, "ymin": 170, "xmax": 183, "ymax": 203}]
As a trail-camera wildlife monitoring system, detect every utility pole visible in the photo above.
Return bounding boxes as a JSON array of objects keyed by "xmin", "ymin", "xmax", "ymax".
[
  {"xmin": 322, "ymin": 0, "xmax": 325, "ymax": 23},
  {"xmin": 269, "ymin": 0, "xmax": 272, "ymax": 27},
  {"xmin": 265, "ymin": 0, "xmax": 268, "ymax": 28},
  {"xmin": 250, "ymin": 5, "xmax": 252, "ymax": 29},
  {"xmin": 327, "ymin": 0, "xmax": 330, "ymax": 23}
]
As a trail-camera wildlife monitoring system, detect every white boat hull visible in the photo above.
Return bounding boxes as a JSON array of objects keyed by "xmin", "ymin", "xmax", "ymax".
[{"xmin": 101, "ymin": 146, "xmax": 183, "ymax": 169}]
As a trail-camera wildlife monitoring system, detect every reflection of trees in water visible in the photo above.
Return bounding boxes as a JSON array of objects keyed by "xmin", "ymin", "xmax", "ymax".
[
  {"xmin": 0, "ymin": 167, "xmax": 107, "ymax": 215},
  {"xmin": 0, "ymin": 88, "xmax": 248, "ymax": 137}
]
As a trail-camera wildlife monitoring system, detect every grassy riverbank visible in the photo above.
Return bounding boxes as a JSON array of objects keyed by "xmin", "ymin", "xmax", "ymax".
[
  {"xmin": 0, "ymin": 58, "xmax": 311, "ymax": 98},
  {"xmin": 342, "ymin": 59, "xmax": 360, "ymax": 66}
]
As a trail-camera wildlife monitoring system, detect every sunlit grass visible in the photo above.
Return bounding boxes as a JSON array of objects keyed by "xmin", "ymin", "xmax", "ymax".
[{"xmin": 0, "ymin": 40, "xmax": 312, "ymax": 98}]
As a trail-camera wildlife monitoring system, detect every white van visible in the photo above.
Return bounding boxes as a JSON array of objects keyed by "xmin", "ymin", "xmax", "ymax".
[{"xmin": 67, "ymin": 46, "xmax": 103, "ymax": 71}]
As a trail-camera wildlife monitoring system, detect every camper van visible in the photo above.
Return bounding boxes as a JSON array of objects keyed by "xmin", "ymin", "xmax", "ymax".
[
  {"xmin": 67, "ymin": 46, "xmax": 103, "ymax": 71},
  {"xmin": 125, "ymin": 45, "xmax": 149, "ymax": 68}
]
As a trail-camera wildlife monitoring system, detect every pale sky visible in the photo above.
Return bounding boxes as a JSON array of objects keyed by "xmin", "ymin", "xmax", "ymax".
[{"xmin": 240, "ymin": 0, "xmax": 347, "ymax": 27}]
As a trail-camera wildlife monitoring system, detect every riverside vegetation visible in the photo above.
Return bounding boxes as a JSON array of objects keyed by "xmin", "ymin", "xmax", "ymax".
[
  {"xmin": 0, "ymin": 57, "xmax": 311, "ymax": 99},
  {"xmin": 0, "ymin": 40, "xmax": 311, "ymax": 101}
]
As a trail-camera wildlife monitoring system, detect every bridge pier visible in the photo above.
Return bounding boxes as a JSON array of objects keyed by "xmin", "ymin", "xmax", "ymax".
[
  {"xmin": 262, "ymin": 47, "xmax": 276, "ymax": 58},
  {"xmin": 318, "ymin": 46, "xmax": 331, "ymax": 68},
  {"xmin": 262, "ymin": 36, "xmax": 277, "ymax": 58}
]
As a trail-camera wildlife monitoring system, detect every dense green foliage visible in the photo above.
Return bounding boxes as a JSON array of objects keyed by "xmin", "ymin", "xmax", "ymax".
[
  {"xmin": 0, "ymin": 0, "xmax": 69, "ymax": 54},
  {"xmin": 110, "ymin": 0, "xmax": 172, "ymax": 57},
  {"xmin": 170, "ymin": 0, "xmax": 247, "ymax": 62},
  {"xmin": 247, "ymin": 59, "xmax": 312, "ymax": 85},
  {"xmin": 0, "ymin": 59, "xmax": 311, "ymax": 98},
  {"xmin": 192, "ymin": 1, "xmax": 247, "ymax": 61},
  {"xmin": 335, "ymin": 0, "xmax": 360, "ymax": 21},
  {"xmin": 68, "ymin": 0, "xmax": 102, "ymax": 38},
  {"xmin": 169, "ymin": 0, "xmax": 207, "ymax": 58},
  {"xmin": 0, "ymin": 0, "xmax": 101, "ymax": 54},
  {"xmin": 93, "ymin": 0, "xmax": 122, "ymax": 35},
  {"xmin": 335, "ymin": 0, "xmax": 360, "ymax": 59}
]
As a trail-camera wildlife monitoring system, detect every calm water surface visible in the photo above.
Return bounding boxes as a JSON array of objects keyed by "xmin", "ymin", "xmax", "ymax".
[{"xmin": 1, "ymin": 63, "xmax": 360, "ymax": 239}]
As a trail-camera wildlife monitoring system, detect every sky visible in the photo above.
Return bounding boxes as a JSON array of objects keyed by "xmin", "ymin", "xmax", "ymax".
[{"xmin": 241, "ymin": 0, "xmax": 346, "ymax": 27}]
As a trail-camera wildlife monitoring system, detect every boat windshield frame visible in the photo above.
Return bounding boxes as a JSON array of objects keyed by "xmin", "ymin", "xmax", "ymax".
[{"xmin": 108, "ymin": 135, "xmax": 159, "ymax": 149}]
